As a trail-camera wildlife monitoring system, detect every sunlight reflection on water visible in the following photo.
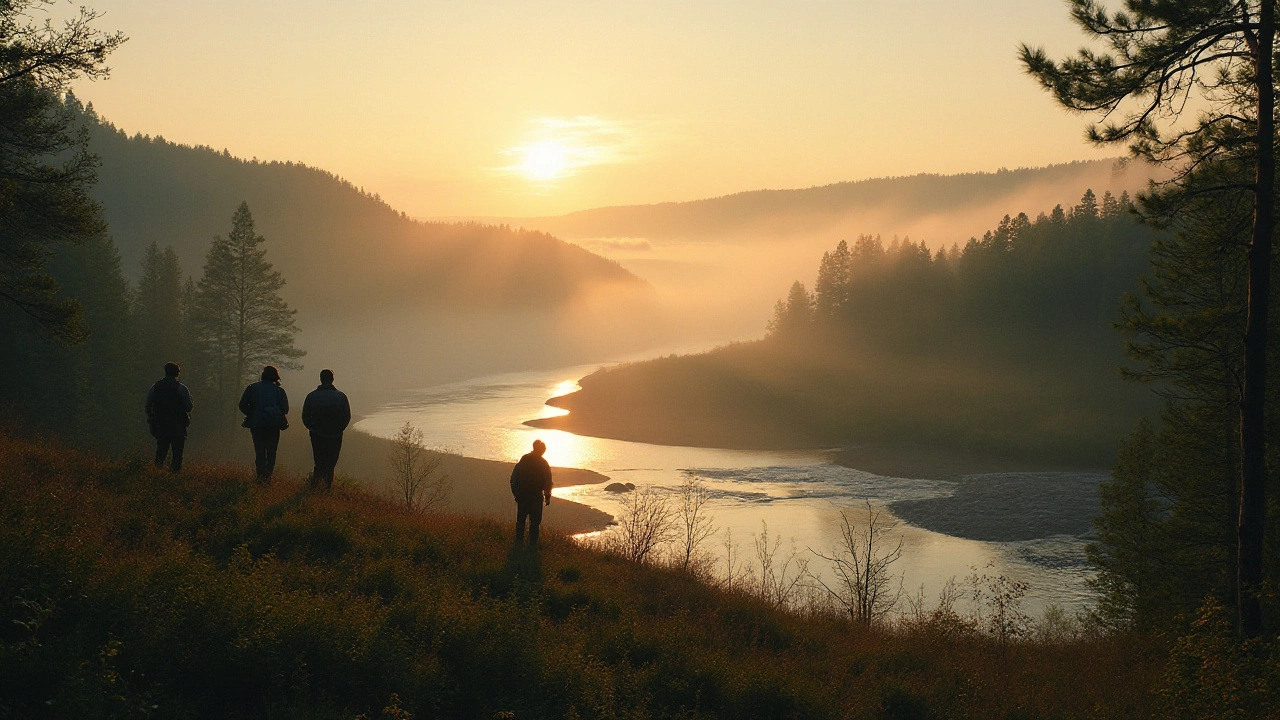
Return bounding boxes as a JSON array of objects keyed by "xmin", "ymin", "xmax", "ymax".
[{"xmin": 357, "ymin": 364, "xmax": 1100, "ymax": 617}]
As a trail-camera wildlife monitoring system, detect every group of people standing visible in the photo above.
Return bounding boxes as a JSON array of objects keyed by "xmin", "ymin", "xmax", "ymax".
[
  {"xmin": 144, "ymin": 363, "xmax": 351, "ymax": 489},
  {"xmin": 145, "ymin": 362, "xmax": 556, "ymax": 548}
]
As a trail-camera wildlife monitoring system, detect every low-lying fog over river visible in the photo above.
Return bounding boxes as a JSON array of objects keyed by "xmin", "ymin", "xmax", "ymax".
[{"xmin": 356, "ymin": 363, "xmax": 1103, "ymax": 619}]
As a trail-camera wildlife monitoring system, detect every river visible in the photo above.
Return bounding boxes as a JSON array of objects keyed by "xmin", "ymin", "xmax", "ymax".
[{"xmin": 355, "ymin": 363, "xmax": 1102, "ymax": 620}]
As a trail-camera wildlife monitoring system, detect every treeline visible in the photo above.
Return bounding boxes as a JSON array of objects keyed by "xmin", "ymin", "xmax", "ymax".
[
  {"xmin": 1, "ymin": 201, "xmax": 302, "ymax": 452},
  {"xmin": 769, "ymin": 188, "xmax": 1147, "ymax": 351},
  {"xmin": 756, "ymin": 188, "xmax": 1160, "ymax": 462}
]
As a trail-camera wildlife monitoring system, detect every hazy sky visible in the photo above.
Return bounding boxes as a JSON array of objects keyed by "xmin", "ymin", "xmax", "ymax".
[{"xmin": 70, "ymin": 1, "xmax": 1112, "ymax": 218}]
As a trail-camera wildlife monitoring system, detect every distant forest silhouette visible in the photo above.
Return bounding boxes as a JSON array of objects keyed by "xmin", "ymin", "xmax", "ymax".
[
  {"xmin": 515, "ymin": 159, "xmax": 1154, "ymax": 242},
  {"xmin": 536, "ymin": 189, "xmax": 1157, "ymax": 465}
]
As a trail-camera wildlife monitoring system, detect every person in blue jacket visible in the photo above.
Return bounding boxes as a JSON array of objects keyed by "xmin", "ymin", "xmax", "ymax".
[{"xmin": 238, "ymin": 365, "xmax": 289, "ymax": 483}]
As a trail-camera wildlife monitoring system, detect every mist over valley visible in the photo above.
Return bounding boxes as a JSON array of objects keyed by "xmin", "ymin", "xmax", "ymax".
[{"xmin": 3, "ymin": 2, "xmax": 1273, "ymax": 714}]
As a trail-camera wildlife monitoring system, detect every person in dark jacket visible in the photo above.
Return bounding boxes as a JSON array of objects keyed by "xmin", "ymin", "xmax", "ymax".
[
  {"xmin": 510, "ymin": 439, "xmax": 553, "ymax": 547},
  {"xmin": 238, "ymin": 365, "xmax": 290, "ymax": 483},
  {"xmin": 145, "ymin": 362, "xmax": 194, "ymax": 473},
  {"xmin": 301, "ymin": 368, "xmax": 351, "ymax": 491}
]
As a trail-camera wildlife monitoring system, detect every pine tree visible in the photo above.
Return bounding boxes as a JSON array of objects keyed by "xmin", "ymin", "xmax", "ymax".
[
  {"xmin": 189, "ymin": 202, "xmax": 304, "ymax": 423},
  {"xmin": 1023, "ymin": 0, "xmax": 1280, "ymax": 637},
  {"xmin": 767, "ymin": 281, "xmax": 813, "ymax": 338},
  {"xmin": 813, "ymin": 240, "xmax": 851, "ymax": 320},
  {"xmin": 135, "ymin": 242, "xmax": 187, "ymax": 375},
  {"xmin": 0, "ymin": 6, "xmax": 124, "ymax": 341}
]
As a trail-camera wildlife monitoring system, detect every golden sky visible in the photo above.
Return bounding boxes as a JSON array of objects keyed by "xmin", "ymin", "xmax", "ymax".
[{"xmin": 71, "ymin": 0, "xmax": 1112, "ymax": 218}]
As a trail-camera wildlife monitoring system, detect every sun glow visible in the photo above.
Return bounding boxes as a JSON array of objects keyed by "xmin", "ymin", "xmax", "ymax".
[{"xmin": 521, "ymin": 142, "xmax": 569, "ymax": 180}]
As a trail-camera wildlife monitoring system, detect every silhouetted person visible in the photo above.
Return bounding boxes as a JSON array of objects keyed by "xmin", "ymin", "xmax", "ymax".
[
  {"xmin": 301, "ymin": 368, "xmax": 351, "ymax": 491},
  {"xmin": 239, "ymin": 365, "xmax": 290, "ymax": 483},
  {"xmin": 510, "ymin": 439, "xmax": 553, "ymax": 547},
  {"xmin": 145, "ymin": 362, "xmax": 193, "ymax": 473}
]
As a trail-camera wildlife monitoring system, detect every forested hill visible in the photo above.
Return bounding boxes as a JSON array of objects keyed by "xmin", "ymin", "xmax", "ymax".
[
  {"xmin": 502, "ymin": 159, "xmax": 1156, "ymax": 243},
  {"xmin": 80, "ymin": 104, "xmax": 643, "ymax": 316},
  {"xmin": 531, "ymin": 190, "xmax": 1161, "ymax": 467}
]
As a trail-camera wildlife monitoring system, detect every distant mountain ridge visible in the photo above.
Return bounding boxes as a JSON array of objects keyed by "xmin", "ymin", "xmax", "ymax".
[
  {"xmin": 495, "ymin": 159, "xmax": 1156, "ymax": 244},
  {"xmin": 80, "ymin": 103, "xmax": 642, "ymax": 318}
]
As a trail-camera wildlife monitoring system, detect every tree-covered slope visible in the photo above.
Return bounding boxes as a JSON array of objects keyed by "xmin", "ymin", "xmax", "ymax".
[
  {"xmin": 507, "ymin": 159, "xmax": 1156, "ymax": 244},
  {"xmin": 78, "ymin": 101, "xmax": 643, "ymax": 317}
]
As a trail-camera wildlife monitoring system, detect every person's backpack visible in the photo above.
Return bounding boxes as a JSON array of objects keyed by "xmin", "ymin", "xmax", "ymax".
[
  {"xmin": 263, "ymin": 402, "xmax": 289, "ymax": 430},
  {"xmin": 244, "ymin": 383, "xmax": 289, "ymax": 430}
]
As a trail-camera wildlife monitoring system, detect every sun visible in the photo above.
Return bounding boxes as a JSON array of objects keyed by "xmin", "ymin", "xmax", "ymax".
[{"xmin": 521, "ymin": 141, "xmax": 569, "ymax": 180}]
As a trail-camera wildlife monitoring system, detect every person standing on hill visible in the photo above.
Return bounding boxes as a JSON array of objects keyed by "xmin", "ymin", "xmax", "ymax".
[
  {"xmin": 239, "ymin": 365, "xmax": 290, "ymax": 483},
  {"xmin": 145, "ymin": 362, "xmax": 194, "ymax": 473},
  {"xmin": 301, "ymin": 368, "xmax": 351, "ymax": 491},
  {"xmin": 510, "ymin": 439, "xmax": 553, "ymax": 547}
]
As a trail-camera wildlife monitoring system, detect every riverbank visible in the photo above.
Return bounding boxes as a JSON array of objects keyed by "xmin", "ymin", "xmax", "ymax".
[
  {"xmin": 526, "ymin": 338, "xmax": 1144, "ymax": 471},
  {"xmin": 273, "ymin": 428, "xmax": 614, "ymax": 534}
]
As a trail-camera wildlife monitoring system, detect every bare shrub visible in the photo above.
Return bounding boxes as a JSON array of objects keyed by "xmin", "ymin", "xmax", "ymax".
[
  {"xmin": 719, "ymin": 526, "xmax": 745, "ymax": 591},
  {"xmin": 966, "ymin": 563, "xmax": 1031, "ymax": 644},
  {"xmin": 607, "ymin": 486, "xmax": 676, "ymax": 564},
  {"xmin": 901, "ymin": 578, "xmax": 971, "ymax": 636},
  {"xmin": 750, "ymin": 520, "xmax": 809, "ymax": 609},
  {"xmin": 675, "ymin": 474, "xmax": 717, "ymax": 575},
  {"xmin": 388, "ymin": 422, "xmax": 450, "ymax": 513},
  {"xmin": 1034, "ymin": 603, "xmax": 1088, "ymax": 644},
  {"xmin": 810, "ymin": 501, "xmax": 904, "ymax": 626}
]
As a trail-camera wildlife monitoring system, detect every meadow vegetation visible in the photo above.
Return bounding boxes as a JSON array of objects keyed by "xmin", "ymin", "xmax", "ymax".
[{"xmin": 0, "ymin": 430, "xmax": 1178, "ymax": 719}]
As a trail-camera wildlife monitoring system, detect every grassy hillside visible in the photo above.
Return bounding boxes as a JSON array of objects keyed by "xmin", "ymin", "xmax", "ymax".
[
  {"xmin": 0, "ymin": 431, "xmax": 1165, "ymax": 719},
  {"xmin": 161, "ymin": 423, "xmax": 613, "ymax": 535}
]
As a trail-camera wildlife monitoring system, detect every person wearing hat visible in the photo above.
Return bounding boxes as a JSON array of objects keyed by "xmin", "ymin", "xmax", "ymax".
[
  {"xmin": 301, "ymin": 368, "xmax": 351, "ymax": 491},
  {"xmin": 509, "ymin": 439, "xmax": 554, "ymax": 547},
  {"xmin": 238, "ymin": 365, "xmax": 290, "ymax": 482}
]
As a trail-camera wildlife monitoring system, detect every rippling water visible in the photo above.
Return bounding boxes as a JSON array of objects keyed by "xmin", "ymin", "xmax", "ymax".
[{"xmin": 356, "ymin": 364, "xmax": 1102, "ymax": 617}]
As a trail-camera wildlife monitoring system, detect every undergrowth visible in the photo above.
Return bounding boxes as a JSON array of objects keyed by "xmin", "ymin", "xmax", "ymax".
[{"xmin": 0, "ymin": 432, "xmax": 1164, "ymax": 719}]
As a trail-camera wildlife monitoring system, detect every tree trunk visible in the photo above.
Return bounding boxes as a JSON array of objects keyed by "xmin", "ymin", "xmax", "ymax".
[{"xmin": 1240, "ymin": 0, "xmax": 1275, "ymax": 640}]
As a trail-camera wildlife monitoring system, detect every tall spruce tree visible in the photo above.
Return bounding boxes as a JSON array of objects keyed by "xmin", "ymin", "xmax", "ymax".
[
  {"xmin": 1022, "ymin": 0, "xmax": 1279, "ymax": 637},
  {"xmin": 767, "ymin": 281, "xmax": 813, "ymax": 338},
  {"xmin": 189, "ymin": 202, "xmax": 303, "ymax": 425},
  {"xmin": 0, "ymin": 4, "xmax": 124, "ymax": 342},
  {"xmin": 814, "ymin": 239, "xmax": 852, "ymax": 320}
]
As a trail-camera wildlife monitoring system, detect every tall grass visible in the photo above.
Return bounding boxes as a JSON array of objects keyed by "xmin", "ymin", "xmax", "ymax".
[{"xmin": 0, "ymin": 432, "xmax": 1165, "ymax": 718}]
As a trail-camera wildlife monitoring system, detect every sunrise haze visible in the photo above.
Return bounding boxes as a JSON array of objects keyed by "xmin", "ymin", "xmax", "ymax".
[{"xmin": 74, "ymin": 0, "xmax": 1111, "ymax": 217}]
